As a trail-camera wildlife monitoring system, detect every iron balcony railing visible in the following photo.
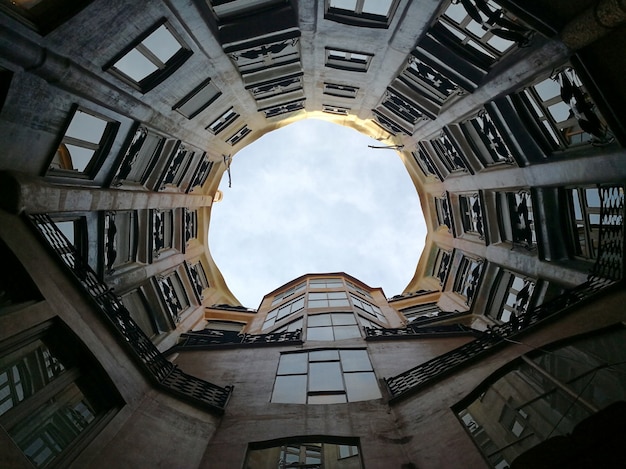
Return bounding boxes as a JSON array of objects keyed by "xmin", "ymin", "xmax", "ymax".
[
  {"xmin": 168, "ymin": 328, "xmax": 303, "ymax": 353},
  {"xmin": 27, "ymin": 213, "xmax": 233, "ymax": 414},
  {"xmin": 384, "ymin": 184, "xmax": 624, "ymax": 403}
]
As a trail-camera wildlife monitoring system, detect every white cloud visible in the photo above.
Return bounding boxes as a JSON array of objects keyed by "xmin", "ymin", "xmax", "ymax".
[{"xmin": 209, "ymin": 119, "xmax": 426, "ymax": 308}]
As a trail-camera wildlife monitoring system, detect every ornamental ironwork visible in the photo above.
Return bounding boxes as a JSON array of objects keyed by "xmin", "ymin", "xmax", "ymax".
[
  {"xmin": 171, "ymin": 329, "xmax": 303, "ymax": 351},
  {"xmin": 27, "ymin": 213, "xmax": 232, "ymax": 414}
]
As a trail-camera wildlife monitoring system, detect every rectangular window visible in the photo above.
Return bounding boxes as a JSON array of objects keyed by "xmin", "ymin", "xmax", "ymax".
[
  {"xmin": 103, "ymin": 211, "xmax": 137, "ymax": 273},
  {"xmin": 413, "ymin": 147, "xmax": 441, "ymax": 180},
  {"xmin": 435, "ymin": 194, "xmax": 452, "ymax": 232},
  {"xmin": 155, "ymin": 271, "xmax": 190, "ymax": 322},
  {"xmin": 206, "ymin": 107, "xmax": 239, "ymax": 135},
  {"xmin": 186, "ymin": 154, "xmax": 214, "ymax": 193},
  {"xmin": 498, "ymin": 190, "xmax": 536, "ymax": 249},
  {"xmin": 431, "ymin": 131, "xmax": 469, "ymax": 174},
  {"xmin": 113, "ymin": 127, "xmax": 167, "ymax": 185},
  {"xmin": 322, "ymin": 104, "xmax": 350, "ymax": 116},
  {"xmin": 462, "ymin": 109, "xmax": 515, "ymax": 166},
  {"xmin": 381, "ymin": 88, "xmax": 424, "ymax": 127},
  {"xmin": 323, "ymin": 82, "xmax": 359, "ymax": 99},
  {"xmin": 453, "ymin": 256, "xmax": 483, "ymax": 306},
  {"xmin": 309, "ymin": 278, "xmax": 344, "ymax": 289},
  {"xmin": 401, "ymin": 303, "xmax": 442, "ymax": 322},
  {"xmin": 325, "ymin": 0, "xmax": 398, "ymax": 28},
  {"xmin": 184, "ymin": 208, "xmax": 198, "ymax": 244},
  {"xmin": 48, "ymin": 107, "xmax": 119, "ymax": 178},
  {"xmin": 151, "ymin": 209, "xmax": 173, "ymax": 257},
  {"xmin": 226, "ymin": 125, "xmax": 252, "ymax": 146},
  {"xmin": 104, "ymin": 20, "xmax": 192, "ymax": 93},
  {"xmin": 350, "ymin": 295, "xmax": 386, "ymax": 323},
  {"xmin": 433, "ymin": 248, "xmax": 453, "ymax": 286},
  {"xmin": 565, "ymin": 187, "xmax": 602, "ymax": 260},
  {"xmin": 121, "ymin": 289, "xmax": 160, "ymax": 337},
  {"xmin": 488, "ymin": 271, "xmax": 535, "ymax": 323},
  {"xmin": 173, "ymin": 78, "xmax": 221, "ymax": 119},
  {"xmin": 0, "ymin": 323, "xmax": 120, "ymax": 467},
  {"xmin": 229, "ymin": 39, "xmax": 301, "ymax": 76},
  {"xmin": 271, "ymin": 349, "xmax": 381, "ymax": 404},
  {"xmin": 244, "ymin": 440, "xmax": 362, "ymax": 468},
  {"xmin": 208, "ymin": 0, "xmax": 283, "ymax": 20},
  {"xmin": 325, "ymin": 48, "xmax": 373, "ymax": 72},
  {"xmin": 271, "ymin": 281, "xmax": 307, "ymax": 306},
  {"xmin": 346, "ymin": 281, "xmax": 373, "ymax": 299},
  {"xmin": 307, "ymin": 313, "xmax": 361, "ymax": 341},
  {"xmin": 186, "ymin": 260, "xmax": 209, "ymax": 301},
  {"xmin": 459, "ymin": 193, "xmax": 485, "ymax": 239},
  {"xmin": 249, "ymin": 75, "xmax": 303, "ymax": 101},
  {"xmin": 260, "ymin": 99, "xmax": 305, "ymax": 118},
  {"xmin": 0, "ymin": 0, "xmax": 92, "ymax": 35},
  {"xmin": 263, "ymin": 296, "xmax": 305, "ymax": 330},
  {"xmin": 517, "ymin": 67, "xmax": 613, "ymax": 151},
  {"xmin": 160, "ymin": 145, "xmax": 195, "ymax": 189},
  {"xmin": 307, "ymin": 291, "xmax": 350, "ymax": 309}
]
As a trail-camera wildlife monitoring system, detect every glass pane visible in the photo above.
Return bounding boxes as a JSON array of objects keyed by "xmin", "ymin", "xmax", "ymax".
[
  {"xmin": 548, "ymin": 102, "xmax": 572, "ymax": 123},
  {"xmin": 179, "ymin": 82, "xmax": 220, "ymax": 117},
  {"xmin": 535, "ymin": 79, "xmax": 560, "ymax": 101},
  {"xmin": 585, "ymin": 188, "xmax": 601, "ymax": 207},
  {"xmin": 114, "ymin": 48, "xmax": 158, "ymax": 82},
  {"xmin": 327, "ymin": 291, "xmax": 347, "ymax": 299},
  {"xmin": 309, "ymin": 362, "xmax": 343, "ymax": 392},
  {"xmin": 309, "ymin": 292, "xmax": 327, "ymax": 300},
  {"xmin": 344, "ymin": 372, "xmax": 381, "ymax": 401},
  {"xmin": 308, "ymin": 314, "xmax": 332, "ymax": 327},
  {"xmin": 329, "ymin": 299, "xmax": 350, "ymax": 307},
  {"xmin": 65, "ymin": 111, "xmax": 107, "ymax": 144},
  {"xmin": 331, "ymin": 313, "xmax": 356, "ymax": 325},
  {"xmin": 141, "ymin": 25, "xmax": 181, "ymax": 63},
  {"xmin": 445, "ymin": 2, "xmax": 467, "ymax": 23},
  {"xmin": 340, "ymin": 349, "xmax": 372, "ymax": 371},
  {"xmin": 308, "ymin": 299, "xmax": 327, "ymax": 308},
  {"xmin": 362, "ymin": 0, "xmax": 392, "ymax": 15},
  {"xmin": 309, "ymin": 350, "xmax": 339, "ymax": 361},
  {"xmin": 272, "ymin": 375, "xmax": 306, "ymax": 403},
  {"xmin": 277, "ymin": 353, "xmax": 308, "ymax": 375},
  {"xmin": 330, "ymin": 0, "xmax": 357, "ymax": 10},
  {"xmin": 64, "ymin": 144, "xmax": 95, "ymax": 172},
  {"xmin": 307, "ymin": 327, "xmax": 334, "ymax": 341},
  {"xmin": 333, "ymin": 325, "xmax": 361, "ymax": 340},
  {"xmin": 308, "ymin": 393, "xmax": 346, "ymax": 404}
]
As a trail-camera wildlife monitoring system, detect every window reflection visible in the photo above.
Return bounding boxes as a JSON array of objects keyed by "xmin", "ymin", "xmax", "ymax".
[{"xmin": 245, "ymin": 439, "xmax": 362, "ymax": 468}]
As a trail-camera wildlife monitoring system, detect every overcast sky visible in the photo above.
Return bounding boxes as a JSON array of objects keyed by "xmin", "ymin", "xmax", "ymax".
[{"xmin": 209, "ymin": 118, "xmax": 427, "ymax": 308}]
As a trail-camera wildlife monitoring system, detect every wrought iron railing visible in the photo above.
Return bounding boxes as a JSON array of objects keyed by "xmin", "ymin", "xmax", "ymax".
[
  {"xmin": 27, "ymin": 213, "xmax": 233, "ymax": 414},
  {"xmin": 384, "ymin": 184, "xmax": 624, "ymax": 403},
  {"xmin": 365, "ymin": 323, "xmax": 474, "ymax": 340},
  {"xmin": 168, "ymin": 329, "xmax": 302, "ymax": 353}
]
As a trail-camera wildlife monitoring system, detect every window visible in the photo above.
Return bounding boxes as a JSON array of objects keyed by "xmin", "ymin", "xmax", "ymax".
[
  {"xmin": 488, "ymin": 271, "xmax": 535, "ymax": 323},
  {"xmin": 350, "ymin": 295, "xmax": 386, "ymax": 323},
  {"xmin": 307, "ymin": 313, "xmax": 361, "ymax": 341},
  {"xmin": 151, "ymin": 209, "xmax": 173, "ymax": 258},
  {"xmin": 380, "ymin": 88, "xmax": 424, "ymax": 128},
  {"xmin": 516, "ymin": 67, "xmax": 614, "ymax": 152},
  {"xmin": 187, "ymin": 260, "xmax": 209, "ymax": 301},
  {"xmin": 112, "ymin": 127, "xmax": 167, "ymax": 185},
  {"xmin": 104, "ymin": 20, "xmax": 192, "ymax": 93},
  {"xmin": 309, "ymin": 278, "xmax": 344, "ymax": 289},
  {"xmin": 323, "ymin": 82, "xmax": 359, "ymax": 99},
  {"xmin": 226, "ymin": 125, "xmax": 252, "ymax": 146},
  {"xmin": 453, "ymin": 256, "xmax": 483, "ymax": 306},
  {"xmin": 160, "ymin": 145, "xmax": 194, "ymax": 189},
  {"xmin": 261, "ymin": 99, "xmax": 305, "ymax": 118},
  {"xmin": 204, "ymin": 320, "xmax": 245, "ymax": 333},
  {"xmin": 433, "ymin": 248, "xmax": 452, "ymax": 286},
  {"xmin": 249, "ymin": 75, "xmax": 303, "ymax": 101},
  {"xmin": 173, "ymin": 78, "xmax": 221, "ymax": 119},
  {"xmin": 244, "ymin": 439, "xmax": 362, "ymax": 468},
  {"xmin": 325, "ymin": 0, "xmax": 398, "ymax": 28},
  {"xmin": 463, "ymin": 109, "xmax": 516, "ymax": 166},
  {"xmin": 400, "ymin": 303, "xmax": 442, "ymax": 322},
  {"xmin": 103, "ymin": 211, "xmax": 138, "ymax": 274},
  {"xmin": 498, "ymin": 190, "xmax": 536, "ymax": 249},
  {"xmin": 564, "ymin": 187, "xmax": 603, "ymax": 260},
  {"xmin": 431, "ymin": 131, "xmax": 469, "ymax": 174},
  {"xmin": 322, "ymin": 104, "xmax": 350, "ymax": 116},
  {"xmin": 345, "ymin": 281, "xmax": 372, "ymax": 299},
  {"xmin": 229, "ymin": 39, "xmax": 301, "ymax": 76},
  {"xmin": 455, "ymin": 326, "xmax": 626, "ymax": 468},
  {"xmin": 436, "ymin": 0, "xmax": 530, "ymax": 62},
  {"xmin": 435, "ymin": 194, "xmax": 452, "ymax": 232},
  {"xmin": 413, "ymin": 147, "xmax": 441, "ymax": 180},
  {"xmin": 48, "ymin": 107, "xmax": 118, "ymax": 178},
  {"xmin": 184, "ymin": 209, "xmax": 198, "ymax": 245},
  {"xmin": 271, "ymin": 349, "xmax": 381, "ymax": 404},
  {"xmin": 459, "ymin": 193, "xmax": 485, "ymax": 239},
  {"xmin": 186, "ymin": 154, "xmax": 214, "ymax": 193},
  {"xmin": 52, "ymin": 217, "xmax": 86, "ymax": 260},
  {"xmin": 272, "ymin": 317, "xmax": 303, "ymax": 334},
  {"xmin": 121, "ymin": 289, "xmax": 160, "ymax": 337},
  {"xmin": 325, "ymin": 48, "xmax": 373, "ymax": 72},
  {"xmin": 0, "ymin": 323, "xmax": 120, "ymax": 467},
  {"xmin": 0, "ymin": 0, "xmax": 93, "ymax": 35},
  {"xmin": 308, "ymin": 291, "xmax": 350, "ymax": 309},
  {"xmin": 263, "ymin": 296, "xmax": 305, "ymax": 330},
  {"xmin": 155, "ymin": 271, "xmax": 190, "ymax": 323},
  {"xmin": 271, "ymin": 282, "xmax": 306, "ymax": 306},
  {"xmin": 206, "ymin": 107, "xmax": 239, "ymax": 135},
  {"xmin": 208, "ymin": 0, "xmax": 284, "ymax": 21}
]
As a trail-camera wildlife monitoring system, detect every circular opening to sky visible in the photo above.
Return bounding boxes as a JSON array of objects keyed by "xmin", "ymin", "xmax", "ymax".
[{"xmin": 209, "ymin": 119, "xmax": 426, "ymax": 308}]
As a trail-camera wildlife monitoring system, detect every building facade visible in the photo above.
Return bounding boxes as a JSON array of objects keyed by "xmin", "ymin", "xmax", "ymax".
[{"xmin": 0, "ymin": 0, "xmax": 625, "ymax": 468}]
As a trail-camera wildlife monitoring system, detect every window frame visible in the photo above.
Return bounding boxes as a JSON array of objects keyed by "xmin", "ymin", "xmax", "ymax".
[
  {"xmin": 324, "ymin": 0, "xmax": 399, "ymax": 29},
  {"xmin": 46, "ymin": 105, "xmax": 119, "ymax": 179},
  {"xmin": 172, "ymin": 78, "xmax": 222, "ymax": 119},
  {"xmin": 103, "ymin": 19, "xmax": 193, "ymax": 93},
  {"xmin": 325, "ymin": 48, "xmax": 373, "ymax": 72}
]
